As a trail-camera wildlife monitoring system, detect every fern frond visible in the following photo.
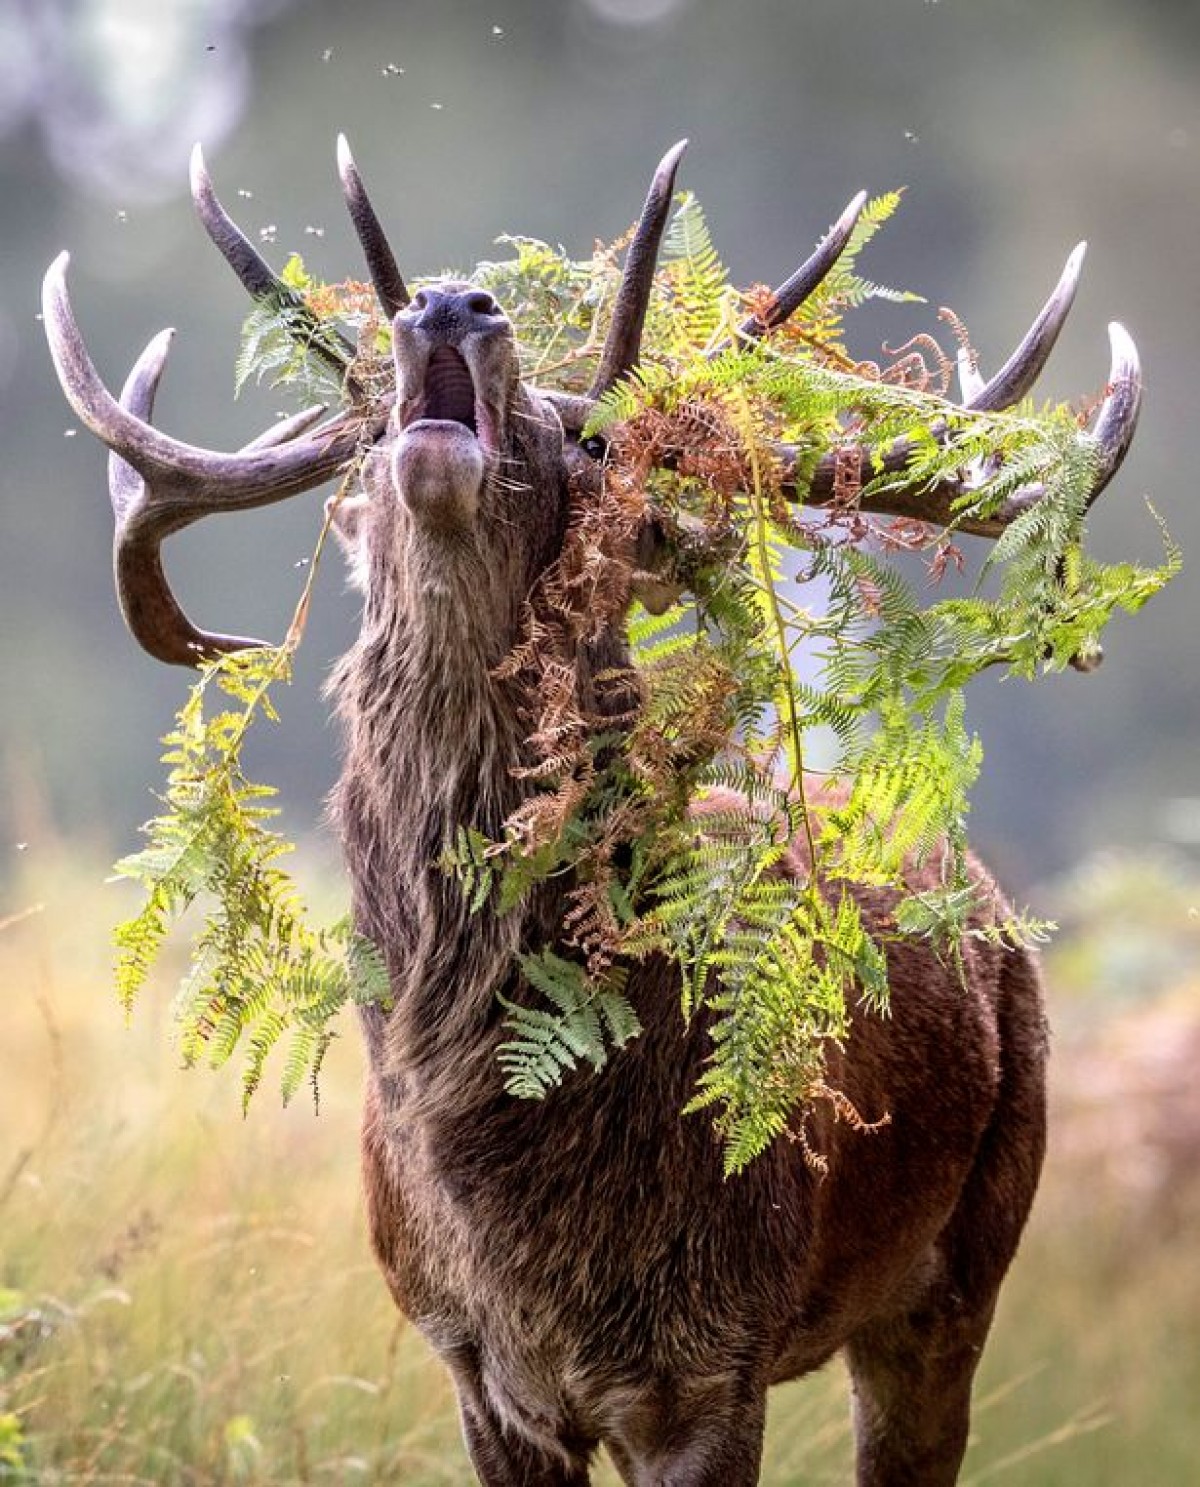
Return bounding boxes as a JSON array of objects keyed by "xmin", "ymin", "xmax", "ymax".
[
  {"xmin": 113, "ymin": 646, "xmax": 391, "ymax": 1110},
  {"xmin": 661, "ymin": 193, "xmax": 734, "ymax": 353},
  {"xmin": 497, "ymin": 952, "xmax": 641, "ymax": 1099}
]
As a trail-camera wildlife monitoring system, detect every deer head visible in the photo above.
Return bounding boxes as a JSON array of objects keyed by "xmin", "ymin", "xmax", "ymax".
[{"xmin": 42, "ymin": 138, "xmax": 1141, "ymax": 670}]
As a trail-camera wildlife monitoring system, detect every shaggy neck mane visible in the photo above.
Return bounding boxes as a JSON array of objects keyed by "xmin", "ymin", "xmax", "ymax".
[
  {"xmin": 327, "ymin": 528, "xmax": 520, "ymax": 1055},
  {"xmin": 328, "ymin": 494, "xmax": 619, "ymax": 1082}
]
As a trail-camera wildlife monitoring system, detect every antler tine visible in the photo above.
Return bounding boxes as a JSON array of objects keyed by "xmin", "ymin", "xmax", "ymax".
[
  {"xmin": 240, "ymin": 404, "xmax": 329, "ymax": 452},
  {"xmin": 189, "ymin": 143, "xmax": 356, "ymax": 380},
  {"xmin": 44, "ymin": 252, "xmax": 384, "ymax": 666},
  {"xmin": 44, "ymin": 253, "xmax": 369, "ymax": 505},
  {"xmin": 736, "ymin": 190, "xmax": 868, "ymax": 344},
  {"xmin": 1083, "ymin": 321, "xmax": 1142, "ymax": 501},
  {"xmin": 337, "ymin": 134, "xmax": 410, "ymax": 318},
  {"xmin": 588, "ymin": 140, "xmax": 688, "ymax": 400},
  {"xmin": 108, "ymin": 330, "xmax": 273, "ymax": 664},
  {"xmin": 955, "ymin": 321, "xmax": 1142, "ymax": 531},
  {"xmin": 966, "ymin": 242, "xmax": 1087, "ymax": 412},
  {"xmin": 106, "ymin": 327, "xmax": 173, "ymax": 532}
]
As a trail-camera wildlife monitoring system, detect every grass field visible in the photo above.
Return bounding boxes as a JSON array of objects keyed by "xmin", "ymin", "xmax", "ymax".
[{"xmin": 2, "ymin": 845, "xmax": 1198, "ymax": 1484}]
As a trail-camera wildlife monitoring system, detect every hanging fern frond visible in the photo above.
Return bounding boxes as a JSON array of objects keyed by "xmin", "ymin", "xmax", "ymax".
[
  {"xmin": 437, "ymin": 189, "xmax": 1173, "ymax": 1169},
  {"xmin": 497, "ymin": 952, "xmax": 641, "ymax": 1100},
  {"xmin": 662, "ymin": 192, "xmax": 735, "ymax": 351},
  {"xmin": 113, "ymin": 645, "xmax": 392, "ymax": 1110}
]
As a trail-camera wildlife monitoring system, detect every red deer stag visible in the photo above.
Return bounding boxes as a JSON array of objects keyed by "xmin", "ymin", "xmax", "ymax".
[{"xmin": 44, "ymin": 139, "xmax": 1140, "ymax": 1485}]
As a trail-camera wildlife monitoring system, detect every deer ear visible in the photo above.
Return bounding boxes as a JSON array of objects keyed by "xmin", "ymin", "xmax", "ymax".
[
  {"xmin": 327, "ymin": 491, "xmax": 372, "ymax": 591},
  {"xmin": 629, "ymin": 516, "xmax": 685, "ymax": 615}
]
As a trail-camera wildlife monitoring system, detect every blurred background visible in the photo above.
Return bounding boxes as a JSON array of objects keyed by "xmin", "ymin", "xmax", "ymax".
[
  {"xmin": 2, "ymin": 0, "xmax": 1198, "ymax": 883},
  {"xmin": 2, "ymin": 0, "xmax": 1198, "ymax": 1481}
]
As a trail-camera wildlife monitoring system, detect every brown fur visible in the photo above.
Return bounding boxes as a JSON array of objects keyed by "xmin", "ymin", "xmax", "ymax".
[{"xmin": 327, "ymin": 286, "xmax": 1047, "ymax": 1485}]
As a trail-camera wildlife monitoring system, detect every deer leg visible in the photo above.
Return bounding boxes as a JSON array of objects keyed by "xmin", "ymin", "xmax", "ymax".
[
  {"xmin": 602, "ymin": 1374, "xmax": 768, "ymax": 1487},
  {"xmin": 457, "ymin": 1401, "xmax": 593, "ymax": 1487},
  {"xmin": 847, "ymin": 948, "xmax": 1047, "ymax": 1487},
  {"xmin": 845, "ymin": 1295, "xmax": 995, "ymax": 1487}
]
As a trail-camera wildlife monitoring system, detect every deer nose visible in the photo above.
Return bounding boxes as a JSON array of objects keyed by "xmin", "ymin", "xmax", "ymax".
[{"xmin": 406, "ymin": 286, "xmax": 504, "ymax": 344}]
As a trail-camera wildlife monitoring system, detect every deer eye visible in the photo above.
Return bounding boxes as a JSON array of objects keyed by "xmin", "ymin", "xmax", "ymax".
[{"xmin": 579, "ymin": 434, "xmax": 610, "ymax": 461}]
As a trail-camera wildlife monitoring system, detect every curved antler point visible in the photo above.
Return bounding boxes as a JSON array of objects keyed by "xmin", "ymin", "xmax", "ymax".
[
  {"xmin": 586, "ymin": 142, "xmax": 685, "ymax": 396},
  {"xmin": 965, "ymin": 242, "xmax": 1091, "ymax": 413},
  {"xmin": 657, "ymin": 139, "xmax": 689, "ymax": 180},
  {"xmin": 338, "ymin": 138, "xmax": 411, "ymax": 314},
  {"xmin": 1107, "ymin": 319, "xmax": 1138, "ymax": 359},
  {"xmin": 189, "ymin": 143, "xmax": 220, "ymax": 214},
  {"xmin": 1061, "ymin": 241, "xmax": 1087, "ymax": 285},
  {"xmin": 1078, "ymin": 320, "xmax": 1142, "ymax": 500},
  {"xmin": 42, "ymin": 251, "xmax": 71, "ymax": 317},
  {"xmin": 834, "ymin": 190, "xmax": 868, "ymax": 235}
]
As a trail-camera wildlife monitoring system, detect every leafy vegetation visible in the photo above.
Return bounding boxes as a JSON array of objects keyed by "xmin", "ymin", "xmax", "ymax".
[
  {"xmin": 113, "ymin": 189, "xmax": 1175, "ymax": 1167},
  {"xmin": 112, "ymin": 537, "xmax": 391, "ymax": 1112},
  {"xmin": 456, "ymin": 190, "xmax": 1175, "ymax": 1166}
]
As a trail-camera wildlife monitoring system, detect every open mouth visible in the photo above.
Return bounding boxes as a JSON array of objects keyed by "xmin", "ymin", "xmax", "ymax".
[{"xmin": 419, "ymin": 346, "xmax": 476, "ymax": 432}]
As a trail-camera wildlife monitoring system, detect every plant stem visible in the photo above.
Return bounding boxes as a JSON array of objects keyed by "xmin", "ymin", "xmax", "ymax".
[{"xmin": 734, "ymin": 390, "xmax": 821, "ymax": 879}]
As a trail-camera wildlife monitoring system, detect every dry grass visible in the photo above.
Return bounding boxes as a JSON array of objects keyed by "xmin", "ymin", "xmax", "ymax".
[{"xmin": 2, "ymin": 845, "xmax": 1197, "ymax": 1483}]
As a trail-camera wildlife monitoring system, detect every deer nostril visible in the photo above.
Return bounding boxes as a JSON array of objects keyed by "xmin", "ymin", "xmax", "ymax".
[
  {"xmin": 465, "ymin": 291, "xmax": 499, "ymax": 317},
  {"xmin": 411, "ymin": 290, "xmax": 429, "ymax": 311}
]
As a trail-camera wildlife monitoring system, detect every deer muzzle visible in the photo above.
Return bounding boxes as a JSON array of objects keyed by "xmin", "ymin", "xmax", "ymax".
[
  {"xmin": 390, "ymin": 418, "xmax": 485, "ymax": 530},
  {"xmin": 389, "ymin": 285, "xmax": 515, "ymax": 527}
]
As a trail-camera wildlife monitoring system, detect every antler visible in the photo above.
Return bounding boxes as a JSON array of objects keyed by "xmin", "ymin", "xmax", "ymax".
[
  {"xmin": 961, "ymin": 241, "xmax": 1086, "ymax": 412},
  {"xmin": 42, "ymin": 139, "xmax": 420, "ymax": 666},
  {"xmin": 733, "ymin": 190, "xmax": 868, "ymax": 345},
  {"xmin": 778, "ymin": 267, "xmax": 1140, "ymax": 538},
  {"xmin": 588, "ymin": 190, "xmax": 1134, "ymax": 542},
  {"xmin": 588, "ymin": 140, "xmax": 689, "ymax": 399},
  {"xmin": 47, "ymin": 133, "xmax": 1141, "ymax": 669},
  {"xmin": 552, "ymin": 148, "xmax": 872, "ymax": 426},
  {"xmin": 43, "ymin": 250, "xmax": 383, "ymax": 665},
  {"xmin": 570, "ymin": 151, "xmax": 1138, "ymax": 547},
  {"xmin": 337, "ymin": 134, "xmax": 411, "ymax": 318},
  {"xmin": 190, "ymin": 144, "xmax": 357, "ymax": 384}
]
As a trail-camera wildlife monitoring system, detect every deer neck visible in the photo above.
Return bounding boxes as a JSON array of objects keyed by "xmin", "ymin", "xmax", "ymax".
[{"xmin": 329, "ymin": 533, "xmax": 618, "ymax": 1081}]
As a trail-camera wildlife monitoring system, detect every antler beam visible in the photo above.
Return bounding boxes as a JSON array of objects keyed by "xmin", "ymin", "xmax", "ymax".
[
  {"xmin": 789, "ymin": 320, "xmax": 1141, "ymax": 537},
  {"xmin": 44, "ymin": 252, "xmax": 383, "ymax": 664}
]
